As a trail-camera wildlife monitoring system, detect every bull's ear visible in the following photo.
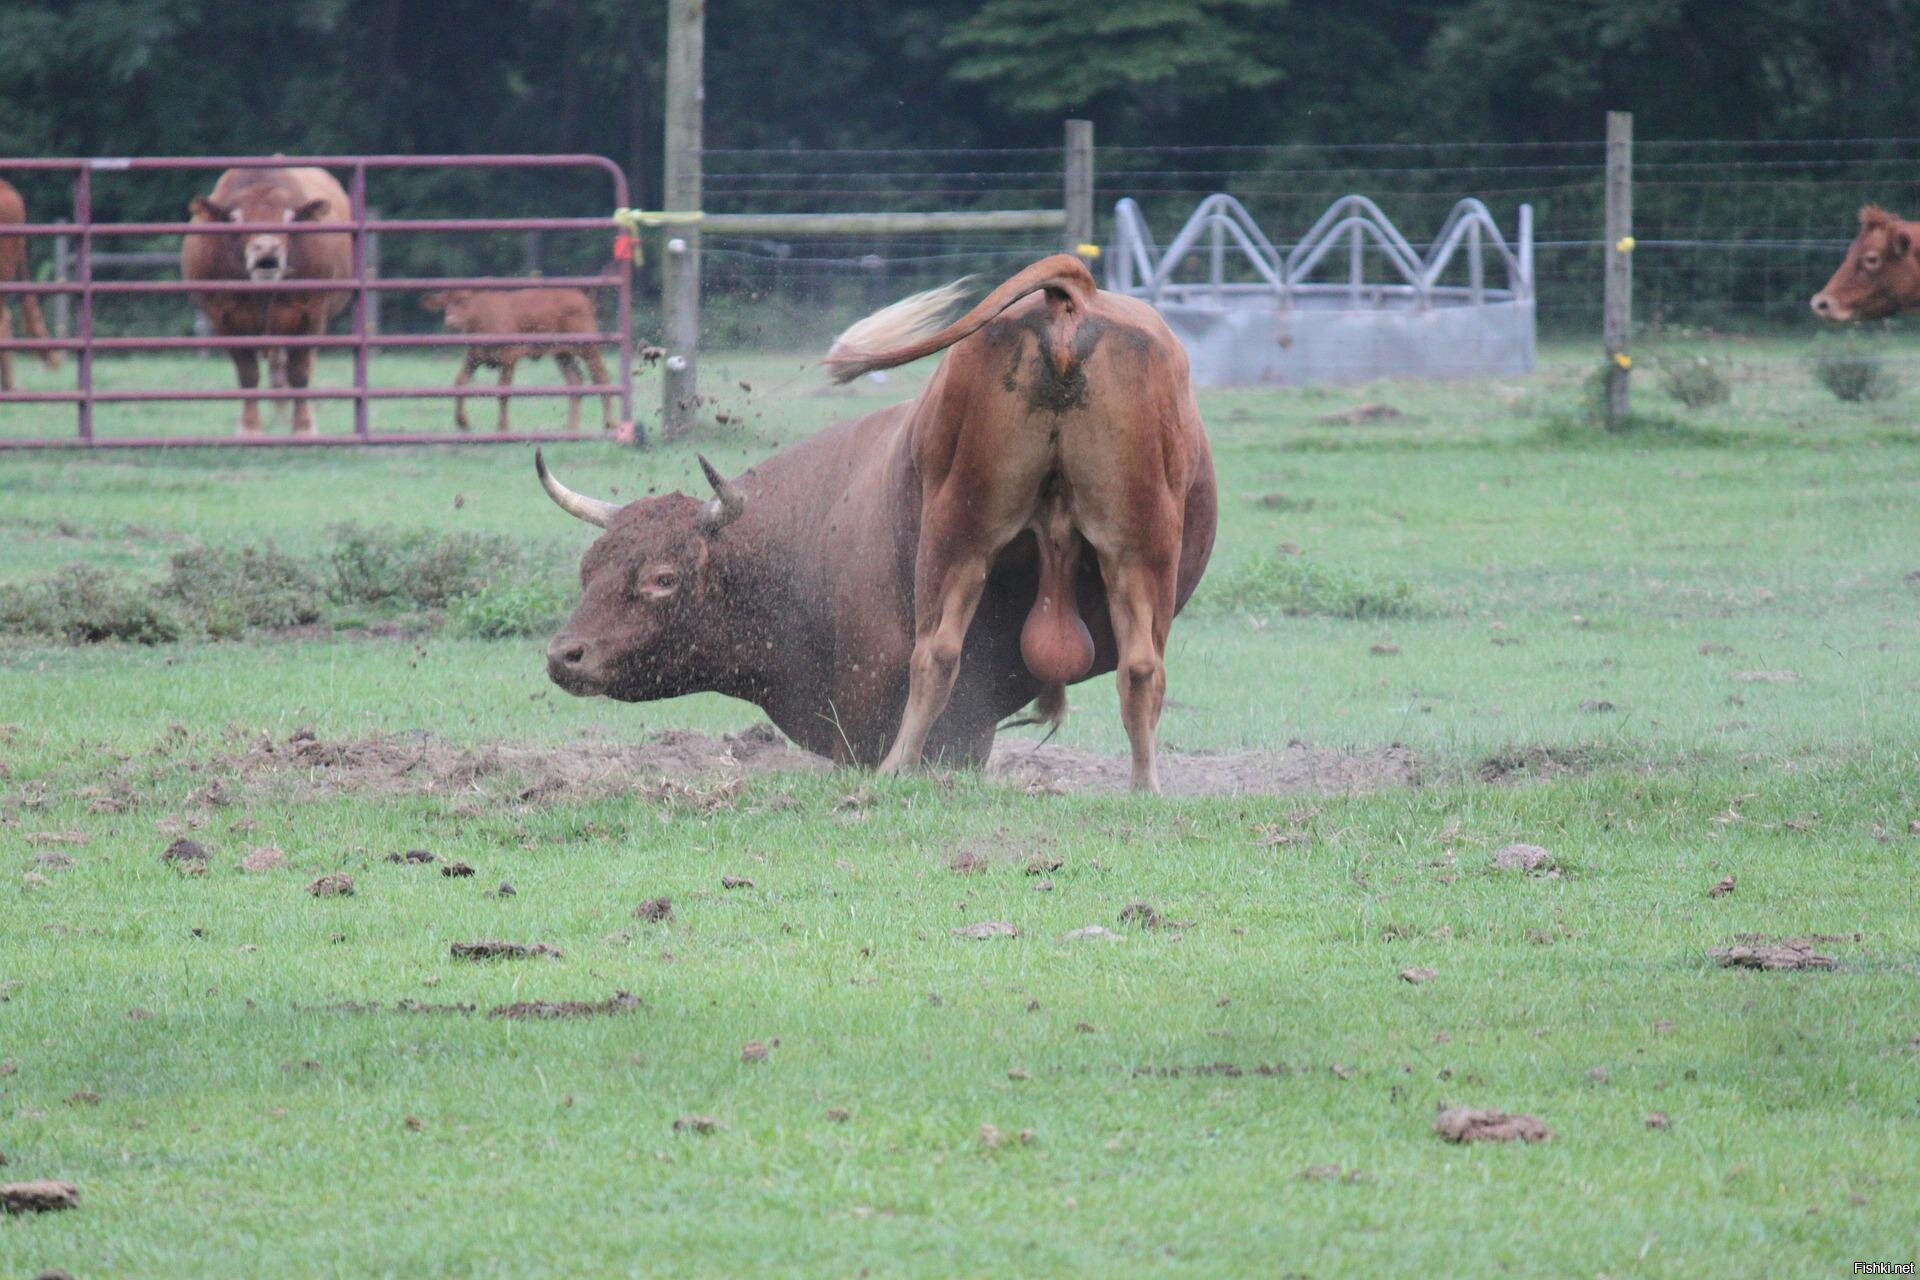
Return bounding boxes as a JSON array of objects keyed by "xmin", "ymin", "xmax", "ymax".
[
  {"xmin": 1892, "ymin": 228, "xmax": 1912, "ymax": 259},
  {"xmin": 293, "ymin": 198, "xmax": 330, "ymax": 222},
  {"xmin": 419, "ymin": 291, "xmax": 447, "ymax": 312},
  {"xmin": 189, "ymin": 196, "xmax": 229, "ymax": 222}
]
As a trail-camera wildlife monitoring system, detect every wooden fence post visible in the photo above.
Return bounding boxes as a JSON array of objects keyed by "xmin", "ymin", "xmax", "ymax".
[
  {"xmin": 1064, "ymin": 119, "xmax": 1094, "ymax": 255},
  {"xmin": 1603, "ymin": 110, "xmax": 1633, "ymax": 428},
  {"xmin": 661, "ymin": 0, "xmax": 704, "ymax": 439}
]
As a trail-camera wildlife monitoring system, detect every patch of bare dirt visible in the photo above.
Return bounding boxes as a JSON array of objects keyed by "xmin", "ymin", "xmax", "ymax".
[
  {"xmin": 0, "ymin": 1180, "xmax": 80, "ymax": 1214},
  {"xmin": 720, "ymin": 875, "xmax": 754, "ymax": 890},
  {"xmin": 487, "ymin": 991, "xmax": 641, "ymax": 1021},
  {"xmin": 306, "ymin": 874, "xmax": 354, "ymax": 898},
  {"xmin": 673, "ymin": 1115, "xmax": 723, "ymax": 1135},
  {"xmin": 633, "ymin": 897, "xmax": 673, "ymax": 923},
  {"xmin": 1317, "ymin": 403, "xmax": 1405, "ymax": 426},
  {"xmin": 241, "ymin": 847, "xmax": 286, "ymax": 873},
  {"xmin": 1433, "ymin": 1107, "xmax": 1552, "ymax": 1144},
  {"xmin": 1491, "ymin": 843, "xmax": 1558, "ymax": 874},
  {"xmin": 1711, "ymin": 940, "xmax": 1838, "ymax": 971},
  {"xmin": 449, "ymin": 941, "xmax": 562, "ymax": 961},
  {"xmin": 1708, "ymin": 875, "xmax": 1736, "ymax": 898},
  {"xmin": 990, "ymin": 740, "xmax": 1419, "ymax": 797},
  {"xmin": 1477, "ymin": 745, "xmax": 1591, "ymax": 784}
]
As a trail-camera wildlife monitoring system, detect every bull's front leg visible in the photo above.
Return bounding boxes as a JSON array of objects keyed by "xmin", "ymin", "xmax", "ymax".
[
  {"xmin": 0, "ymin": 303, "xmax": 15, "ymax": 392},
  {"xmin": 268, "ymin": 348, "xmax": 292, "ymax": 426},
  {"xmin": 877, "ymin": 513, "xmax": 997, "ymax": 776},
  {"xmin": 285, "ymin": 346, "xmax": 318, "ymax": 436},
  {"xmin": 495, "ymin": 359, "xmax": 516, "ymax": 433},
  {"xmin": 555, "ymin": 352, "xmax": 584, "ymax": 431},
  {"xmin": 230, "ymin": 348, "xmax": 263, "ymax": 435}
]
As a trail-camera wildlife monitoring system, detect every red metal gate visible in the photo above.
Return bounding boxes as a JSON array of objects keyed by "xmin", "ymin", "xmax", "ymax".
[{"xmin": 0, "ymin": 155, "xmax": 638, "ymax": 448}]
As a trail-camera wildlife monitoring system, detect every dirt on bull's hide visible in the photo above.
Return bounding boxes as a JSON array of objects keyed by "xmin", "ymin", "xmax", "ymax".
[{"xmin": 209, "ymin": 724, "xmax": 1419, "ymax": 801}]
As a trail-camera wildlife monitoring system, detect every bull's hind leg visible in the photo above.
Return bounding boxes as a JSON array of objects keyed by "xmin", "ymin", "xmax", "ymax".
[
  {"xmin": 0, "ymin": 304, "xmax": 14, "ymax": 392},
  {"xmin": 451, "ymin": 353, "xmax": 478, "ymax": 430},
  {"xmin": 555, "ymin": 353, "xmax": 584, "ymax": 431},
  {"xmin": 1094, "ymin": 548, "xmax": 1178, "ymax": 793},
  {"xmin": 877, "ymin": 541, "xmax": 995, "ymax": 777},
  {"xmin": 494, "ymin": 361, "xmax": 516, "ymax": 433},
  {"xmin": 286, "ymin": 347, "xmax": 318, "ymax": 436},
  {"xmin": 581, "ymin": 347, "xmax": 615, "ymax": 429}
]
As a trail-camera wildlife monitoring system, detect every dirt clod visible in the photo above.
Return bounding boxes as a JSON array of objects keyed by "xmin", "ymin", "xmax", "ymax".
[
  {"xmin": 1734, "ymin": 669, "xmax": 1799, "ymax": 684},
  {"xmin": 825, "ymin": 1107, "xmax": 850, "ymax": 1123},
  {"xmin": 1698, "ymin": 642, "xmax": 1735, "ymax": 655},
  {"xmin": 1492, "ymin": 842, "xmax": 1556, "ymax": 873},
  {"xmin": 162, "ymin": 838, "xmax": 208, "ymax": 867},
  {"xmin": 241, "ymin": 847, "xmax": 286, "ymax": 873},
  {"xmin": 126, "ymin": 1007, "xmax": 154, "ymax": 1021},
  {"xmin": 65, "ymin": 1091, "xmax": 100, "ymax": 1107},
  {"xmin": 633, "ymin": 897, "xmax": 673, "ymax": 923},
  {"xmin": 387, "ymin": 849, "xmax": 436, "ymax": 865},
  {"xmin": 1433, "ymin": 1107, "xmax": 1552, "ymax": 1144},
  {"xmin": 1710, "ymin": 941, "xmax": 1837, "ymax": 971},
  {"xmin": 1025, "ymin": 856, "xmax": 1063, "ymax": 875},
  {"xmin": 1060, "ymin": 925, "xmax": 1123, "ymax": 943},
  {"xmin": 449, "ymin": 941, "xmax": 562, "ymax": 961},
  {"xmin": 1318, "ymin": 402, "xmax": 1404, "ymax": 425},
  {"xmin": 306, "ymin": 874, "xmax": 354, "ymax": 898},
  {"xmin": 440, "ymin": 862, "xmax": 475, "ymax": 878},
  {"xmin": 948, "ymin": 851, "xmax": 987, "ymax": 875},
  {"xmin": 953, "ymin": 921, "xmax": 1018, "ymax": 940},
  {"xmin": 720, "ymin": 875, "xmax": 754, "ymax": 890},
  {"xmin": 0, "ymin": 1181, "xmax": 80, "ymax": 1214},
  {"xmin": 1399, "ymin": 966, "xmax": 1438, "ymax": 985},
  {"xmin": 1645, "ymin": 1112, "xmax": 1672, "ymax": 1130},
  {"xmin": 1579, "ymin": 699, "xmax": 1615, "ymax": 713},
  {"xmin": 487, "ymin": 991, "xmax": 641, "ymax": 1020},
  {"xmin": 1707, "ymin": 875, "xmax": 1736, "ymax": 899},
  {"xmin": 1370, "ymin": 642, "xmax": 1400, "ymax": 656},
  {"xmin": 1118, "ymin": 902, "xmax": 1166, "ymax": 930},
  {"xmin": 29, "ymin": 851, "xmax": 75, "ymax": 872},
  {"xmin": 673, "ymin": 1114, "xmax": 723, "ymax": 1135},
  {"xmin": 740, "ymin": 1041, "xmax": 770, "ymax": 1063}
]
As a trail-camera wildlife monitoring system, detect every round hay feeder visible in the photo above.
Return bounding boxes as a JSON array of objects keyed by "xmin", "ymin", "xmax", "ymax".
[{"xmin": 1107, "ymin": 194, "xmax": 1535, "ymax": 387}]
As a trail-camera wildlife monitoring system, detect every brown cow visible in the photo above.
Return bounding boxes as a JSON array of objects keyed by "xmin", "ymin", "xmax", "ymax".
[
  {"xmin": 1, "ymin": 177, "xmax": 62, "ymax": 392},
  {"xmin": 1811, "ymin": 204, "xmax": 1920, "ymax": 322},
  {"xmin": 181, "ymin": 167, "xmax": 351, "ymax": 435},
  {"xmin": 537, "ymin": 255, "xmax": 1217, "ymax": 792},
  {"xmin": 419, "ymin": 288, "xmax": 614, "ymax": 433}
]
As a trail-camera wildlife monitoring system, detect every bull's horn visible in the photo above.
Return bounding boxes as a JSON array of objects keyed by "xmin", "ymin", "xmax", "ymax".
[
  {"xmin": 535, "ymin": 449, "xmax": 618, "ymax": 528},
  {"xmin": 696, "ymin": 454, "xmax": 746, "ymax": 533}
]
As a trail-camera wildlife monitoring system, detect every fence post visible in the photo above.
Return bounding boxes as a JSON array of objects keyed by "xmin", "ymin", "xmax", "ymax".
[
  {"xmin": 1603, "ymin": 110, "xmax": 1633, "ymax": 428},
  {"xmin": 1064, "ymin": 119, "xmax": 1093, "ymax": 255},
  {"xmin": 661, "ymin": 0, "xmax": 704, "ymax": 439},
  {"xmin": 365, "ymin": 212, "xmax": 381, "ymax": 337},
  {"xmin": 52, "ymin": 225, "xmax": 71, "ymax": 338}
]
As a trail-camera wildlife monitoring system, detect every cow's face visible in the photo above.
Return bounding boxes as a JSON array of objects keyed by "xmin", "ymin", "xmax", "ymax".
[
  {"xmin": 536, "ymin": 452, "xmax": 746, "ymax": 701},
  {"xmin": 1812, "ymin": 205, "xmax": 1920, "ymax": 322},
  {"xmin": 188, "ymin": 190, "xmax": 331, "ymax": 282},
  {"xmin": 420, "ymin": 289, "xmax": 478, "ymax": 328}
]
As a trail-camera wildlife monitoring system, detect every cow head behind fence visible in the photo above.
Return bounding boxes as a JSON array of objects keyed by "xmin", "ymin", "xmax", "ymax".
[{"xmin": 1811, "ymin": 205, "xmax": 1920, "ymax": 323}]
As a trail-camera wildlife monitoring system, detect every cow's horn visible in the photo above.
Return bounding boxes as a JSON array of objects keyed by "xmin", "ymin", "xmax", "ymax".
[
  {"xmin": 696, "ymin": 454, "xmax": 746, "ymax": 533},
  {"xmin": 535, "ymin": 449, "xmax": 618, "ymax": 528}
]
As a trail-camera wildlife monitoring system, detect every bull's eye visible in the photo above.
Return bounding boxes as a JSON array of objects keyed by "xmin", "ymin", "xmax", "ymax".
[
  {"xmin": 652, "ymin": 572, "xmax": 679, "ymax": 591},
  {"xmin": 1863, "ymin": 253, "xmax": 1882, "ymax": 270}
]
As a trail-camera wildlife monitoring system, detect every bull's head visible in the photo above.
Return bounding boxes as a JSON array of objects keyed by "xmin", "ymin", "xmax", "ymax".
[
  {"xmin": 536, "ymin": 450, "xmax": 746, "ymax": 700},
  {"xmin": 188, "ymin": 190, "xmax": 331, "ymax": 282},
  {"xmin": 1811, "ymin": 205, "xmax": 1919, "ymax": 322}
]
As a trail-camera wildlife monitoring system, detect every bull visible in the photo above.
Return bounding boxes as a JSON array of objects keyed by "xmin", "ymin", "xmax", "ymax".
[
  {"xmin": 537, "ymin": 255, "xmax": 1217, "ymax": 792},
  {"xmin": 1810, "ymin": 204, "xmax": 1920, "ymax": 322},
  {"xmin": 181, "ymin": 167, "xmax": 352, "ymax": 436},
  {"xmin": 1, "ymin": 176, "xmax": 61, "ymax": 391}
]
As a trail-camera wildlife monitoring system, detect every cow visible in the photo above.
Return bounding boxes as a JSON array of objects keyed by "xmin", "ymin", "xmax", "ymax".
[
  {"xmin": 0, "ymin": 177, "xmax": 61, "ymax": 392},
  {"xmin": 181, "ymin": 167, "xmax": 352, "ymax": 436},
  {"xmin": 536, "ymin": 254, "xmax": 1217, "ymax": 793},
  {"xmin": 1810, "ymin": 204, "xmax": 1920, "ymax": 322},
  {"xmin": 419, "ymin": 287, "xmax": 615, "ymax": 433}
]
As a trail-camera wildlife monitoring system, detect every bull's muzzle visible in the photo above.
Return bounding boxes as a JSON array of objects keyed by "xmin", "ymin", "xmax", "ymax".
[
  {"xmin": 546, "ymin": 635, "xmax": 601, "ymax": 695},
  {"xmin": 1809, "ymin": 292, "xmax": 1847, "ymax": 321}
]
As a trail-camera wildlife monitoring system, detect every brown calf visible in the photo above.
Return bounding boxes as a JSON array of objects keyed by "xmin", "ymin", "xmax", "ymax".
[{"xmin": 419, "ymin": 288, "xmax": 613, "ymax": 433}]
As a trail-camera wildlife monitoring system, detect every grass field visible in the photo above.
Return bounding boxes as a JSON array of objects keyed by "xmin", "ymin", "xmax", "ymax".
[{"xmin": 2, "ymin": 342, "xmax": 1918, "ymax": 1277}]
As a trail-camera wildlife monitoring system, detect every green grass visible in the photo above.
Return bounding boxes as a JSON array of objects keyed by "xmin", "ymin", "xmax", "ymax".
[{"xmin": 2, "ymin": 340, "xmax": 1919, "ymax": 1276}]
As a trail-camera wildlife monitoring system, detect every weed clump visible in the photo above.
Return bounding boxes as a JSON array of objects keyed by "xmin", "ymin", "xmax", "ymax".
[
  {"xmin": 450, "ymin": 579, "xmax": 572, "ymax": 639},
  {"xmin": 0, "ymin": 564, "xmax": 182, "ymax": 645},
  {"xmin": 160, "ymin": 543, "xmax": 326, "ymax": 636},
  {"xmin": 327, "ymin": 524, "xmax": 528, "ymax": 609},
  {"xmin": 1195, "ymin": 552, "xmax": 1421, "ymax": 619},
  {"xmin": 1812, "ymin": 353, "xmax": 1897, "ymax": 403},
  {"xmin": 1656, "ymin": 356, "xmax": 1732, "ymax": 410}
]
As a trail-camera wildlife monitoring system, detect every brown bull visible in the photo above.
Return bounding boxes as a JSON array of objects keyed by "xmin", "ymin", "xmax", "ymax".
[
  {"xmin": 419, "ymin": 287, "xmax": 614, "ymax": 433},
  {"xmin": 181, "ymin": 167, "xmax": 352, "ymax": 435},
  {"xmin": 537, "ymin": 255, "xmax": 1217, "ymax": 792},
  {"xmin": 1810, "ymin": 205, "xmax": 1920, "ymax": 322},
  {"xmin": 1, "ymin": 177, "xmax": 62, "ymax": 391}
]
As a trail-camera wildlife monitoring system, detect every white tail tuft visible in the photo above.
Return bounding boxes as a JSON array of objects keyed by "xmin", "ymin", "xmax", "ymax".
[{"xmin": 824, "ymin": 276, "xmax": 977, "ymax": 382}]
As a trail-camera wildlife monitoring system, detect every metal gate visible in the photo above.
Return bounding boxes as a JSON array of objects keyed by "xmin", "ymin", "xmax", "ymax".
[{"xmin": 0, "ymin": 155, "xmax": 636, "ymax": 448}]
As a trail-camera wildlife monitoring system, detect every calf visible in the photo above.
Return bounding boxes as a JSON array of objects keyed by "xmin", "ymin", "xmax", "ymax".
[{"xmin": 419, "ymin": 288, "xmax": 614, "ymax": 433}]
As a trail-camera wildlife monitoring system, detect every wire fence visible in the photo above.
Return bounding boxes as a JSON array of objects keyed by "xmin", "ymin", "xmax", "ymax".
[{"xmin": 695, "ymin": 137, "xmax": 1920, "ymax": 360}]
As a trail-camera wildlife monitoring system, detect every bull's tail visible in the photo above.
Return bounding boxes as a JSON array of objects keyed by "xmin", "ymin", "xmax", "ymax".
[
  {"xmin": 824, "ymin": 254, "xmax": 1098, "ymax": 384},
  {"xmin": 20, "ymin": 292, "xmax": 59, "ymax": 370}
]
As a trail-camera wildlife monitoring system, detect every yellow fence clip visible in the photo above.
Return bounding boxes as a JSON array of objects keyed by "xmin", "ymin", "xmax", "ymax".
[
  {"xmin": 1074, "ymin": 242, "xmax": 1102, "ymax": 260},
  {"xmin": 1612, "ymin": 352, "xmax": 1632, "ymax": 370},
  {"xmin": 1614, "ymin": 235, "xmax": 1635, "ymax": 253},
  {"xmin": 611, "ymin": 209, "xmax": 708, "ymax": 267}
]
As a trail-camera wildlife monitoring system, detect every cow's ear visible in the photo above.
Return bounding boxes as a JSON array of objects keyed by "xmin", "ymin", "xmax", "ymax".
[
  {"xmin": 293, "ymin": 198, "xmax": 330, "ymax": 222},
  {"xmin": 419, "ymin": 291, "xmax": 447, "ymax": 312},
  {"xmin": 1892, "ymin": 228, "xmax": 1912, "ymax": 260},
  {"xmin": 189, "ymin": 196, "xmax": 229, "ymax": 221}
]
